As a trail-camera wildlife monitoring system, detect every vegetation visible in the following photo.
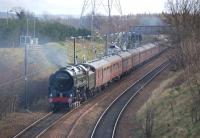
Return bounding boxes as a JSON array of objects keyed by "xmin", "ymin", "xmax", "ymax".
[
  {"xmin": 165, "ymin": 0, "xmax": 200, "ymax": 127},
  {"xmin": 135, "ymin": 71, "xmax": 200, "ymax": 138},
  {"xmin": 0, "ymin": 47, "xmax": 56, "ymax": 119},
  {"xmin": 0, "ymin": 11, "xmax": 91, "ymax": 47},
  {"xmin": 0, "ymin": 38, "xmax": 105, "ymax": 120},
  {"xmin": 36, "ymin": 21, "xmax": 90, "ymax": 42},
  {"xmin": 133, "ymin": 1, "xmax": 200, "ymax": 137},
  {"xmin": 165, "ymin": 0, "xmax": 200, "ymax": 72},
  {"xmin": 81, "ymin": 13, "xmax": 165, "ymax": 34}
]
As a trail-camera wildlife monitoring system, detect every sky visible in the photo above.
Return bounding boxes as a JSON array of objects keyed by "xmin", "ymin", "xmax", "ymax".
[{"xmin": 0, "ymin": 0, "xmax": 167, "ymax": 16}]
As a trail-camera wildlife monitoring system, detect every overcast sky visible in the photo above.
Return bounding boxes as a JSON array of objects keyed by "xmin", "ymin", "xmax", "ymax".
[{"xmin": 0, "ymin": 0, "xmax": 167, "ymax": 16}]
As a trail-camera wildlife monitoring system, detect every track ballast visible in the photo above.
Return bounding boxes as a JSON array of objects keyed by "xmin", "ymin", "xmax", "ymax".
[{"xmin": 91, "ymin": 61, "xmax": 170, "ymax": 138}]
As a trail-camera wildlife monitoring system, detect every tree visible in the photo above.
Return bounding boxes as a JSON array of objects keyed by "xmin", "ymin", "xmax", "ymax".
[
  {"xmin": 164, "ymin": 0, "xmax": 200, "ymax": 70},
  {"xmin": 10, "ymin": 7, "xmax": 26, "ymax": 20}
]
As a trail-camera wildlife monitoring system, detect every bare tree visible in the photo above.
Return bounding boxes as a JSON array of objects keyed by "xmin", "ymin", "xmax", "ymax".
[
  {"xmin": 165, "ymin": 0, "xmax": 200, "ymax": 124},
  {"xmin": 165, "ymin": 0, "xmax": 200, "ymax": 69},
  {"xmin": 188, "ymin": 79, "xmax": 200, "ymax": 123},
  {"xmin": 140, "ymin": 102, "xmax": 156, "ymax": 138}
]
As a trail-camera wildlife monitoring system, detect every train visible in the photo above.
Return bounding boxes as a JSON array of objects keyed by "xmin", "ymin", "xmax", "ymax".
[{"xmin": 48, "ymin": 43, "xmax": 163, "ymax": 111}]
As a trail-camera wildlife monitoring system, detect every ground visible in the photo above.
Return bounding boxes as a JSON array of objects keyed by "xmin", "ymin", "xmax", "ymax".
[
  {"xmin": 115, "ymin": 67, "xmax": 172, "ymax": 138},
  {"xmin": 130, "ymin": 70, "xmax": 200, "ymax": 138},
  {"xmin": 40, "ymin": 55, "xmax": 200, "ymax": 138},
  {"xmin": 39, "ymin": 53, "xmax": 167, "ymax": 138},
  {"xmin": 0, "ymin": 112, "xmax": 46, "ymax": 138},
  {"xmin": 0, "ymin": 36, "xmax": 165, "ymax": 137},
  {"xmin": 0, "ymin": 40, "xmax": 104, "ymax": 137}
]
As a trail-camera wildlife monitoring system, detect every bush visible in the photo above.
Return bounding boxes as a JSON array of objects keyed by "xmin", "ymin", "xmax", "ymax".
[{"xmin": 0, "ymin": 18, "xmax": 91, "ymax": 47}]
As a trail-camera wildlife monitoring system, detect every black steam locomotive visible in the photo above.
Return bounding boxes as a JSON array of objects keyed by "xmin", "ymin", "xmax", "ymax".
[{"xmin": 48, "ymin": 43, "xmax": 162, "ymax": 111}]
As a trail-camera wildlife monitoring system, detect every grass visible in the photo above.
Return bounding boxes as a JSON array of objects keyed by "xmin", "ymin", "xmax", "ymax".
[
  {"xmin": 44, "ymin": 40, "xmax": 105, "ymax": 64},
  {"xmin": 0, "ymin": 40, "xmax": 105, "ymax": 110},
  {"xmin": 135, "ymin": 71, "xmax": 200, "ymax": 138},
  {"xmin": 0, "ymin": 112, "xmax": 46, "ymax": 138},
  {"xmin": 64, "ymin": 39, "xmax": 105, "ymax": 63},
  {"xmin": 0, "ymin": 40, "xmax": 105, "ymax": 137}
]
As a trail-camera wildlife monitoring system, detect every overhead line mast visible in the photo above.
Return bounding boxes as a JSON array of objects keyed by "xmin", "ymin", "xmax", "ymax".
[{"xmin": 80, "ymin": 0, "xmax": 122, "ymax": 56}]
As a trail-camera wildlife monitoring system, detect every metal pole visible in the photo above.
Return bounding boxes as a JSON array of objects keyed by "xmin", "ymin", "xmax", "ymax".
[
  {"xmin": 26, "ymin": 18, "xmax": 29, "ymax": 36},
  {"xmin": 108, "ymin": 0, "xmax": 111, "ymax": 33},
  {"xmin": 24, "ymin": 43, "xmax": 28, "ymax": 109},
  {"xmin": 107, "ymin": 0, "xmax": 111, "ymax": 56},
  {"xmin": 34, "ymin": 19, "xmax": 36, "ymax": 38},
  {"xmin": 25, "ymin": 18, "xmax": 29, "ymax": 109},
  {"xmin": 73, "ymin": 37, "xmax": 76, "ymax": 64},
  {"xmin": 83, "ymin": 37, "xmax": 86, "ymax": 61},
  {"xmin": 6, "ymin": 10, "xmax": 8, "ymax": 25},
  {"xmin": 91, "ymin": 0, "xmax": 96, "ymax": 59},
  {"xmin": 105, "ymin": 34, "xmax": 108, "ymax": 56}
]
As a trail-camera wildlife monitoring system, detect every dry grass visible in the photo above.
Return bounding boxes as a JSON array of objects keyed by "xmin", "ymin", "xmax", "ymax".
[
  {"xmin": 0, "ymin": 112, "xmax": 46, "ymax": 138},
  {"xmin": 135, "ymin": 71, "xmax": 200, "ymax": 138},
  {"xmin": 43, "ymin": 40, "xmax": 105, "ymax": 64},
  {"xmin": 63, "ymin": 39, "xmax": 105, "ymax": 63},
  {"xmin": 0, "ymin": 40, "xmax": 105, "ymax": 132}
]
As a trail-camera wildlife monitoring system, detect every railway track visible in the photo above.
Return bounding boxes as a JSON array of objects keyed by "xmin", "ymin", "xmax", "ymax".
[
  {"xmin": 12, "ymin": 57, "xmax": 168, "ymax": 138},
  {"xmin": 13, "ymin": 111, "xmax": 68, "ymax": 138},
  {"xmin": 36, "ymin": 55, "xmax": 168, "ymax": 138},
  {"xmin": 91, "ymin": 61, "xmax": 170, "ymax": 138},
  {"xmin": 13, "ymin": 101, "xmax": 89, "ymax": 138}
]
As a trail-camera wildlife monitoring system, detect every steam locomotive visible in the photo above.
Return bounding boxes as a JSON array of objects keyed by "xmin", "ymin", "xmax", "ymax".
[{"xmin": 48, "ymin": 43, "xmax": 162, "ymax": 111}]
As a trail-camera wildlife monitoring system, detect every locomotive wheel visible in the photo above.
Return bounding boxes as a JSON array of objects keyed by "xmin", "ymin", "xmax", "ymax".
[
  {"xmin": 86, "ymin": 90, "xmax": 91, "ymax": 98},
  {"xmin": 80, "ymin": 92, "xmax": 87, "ymax": 102},
  {"xmin": 89, "ymin": 89, "xmax": 95, "ymax": 97},
  {"xmin": 97, "ymin": 87, "xmax": 101, "ymax": 93}
]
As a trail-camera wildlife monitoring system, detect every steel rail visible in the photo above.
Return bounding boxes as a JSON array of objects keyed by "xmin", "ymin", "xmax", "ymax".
[
  {"xmin": 112, "ymin": 62, "xmax": 170, "ymax": 138},
  {"xmin": 90, "ymin": 61, "xmax": 170, "ymax": 138},
  {"xmin": 13, "ymin": 112, "xmax": 52, "ymax": 138}
]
